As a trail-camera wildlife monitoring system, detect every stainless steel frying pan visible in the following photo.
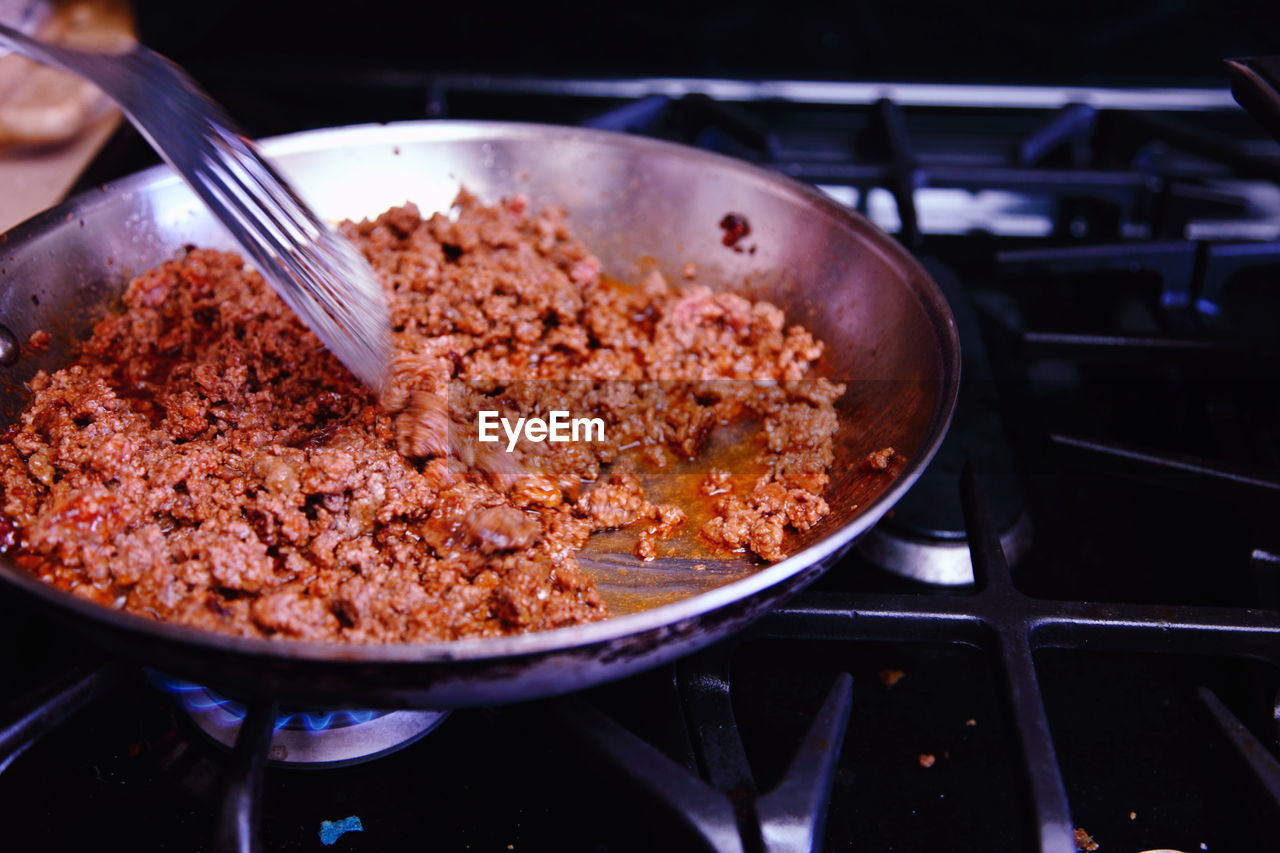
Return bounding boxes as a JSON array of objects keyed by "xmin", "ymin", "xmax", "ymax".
[{"xmin": 0, "ymin": 121, "xmax": 959, "ymax": 709}]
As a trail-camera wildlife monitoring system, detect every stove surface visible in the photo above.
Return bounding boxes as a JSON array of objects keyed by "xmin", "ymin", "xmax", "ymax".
[{"xmin": 3, "ymin": 74, "xmax": 1280, "ymax": 852}]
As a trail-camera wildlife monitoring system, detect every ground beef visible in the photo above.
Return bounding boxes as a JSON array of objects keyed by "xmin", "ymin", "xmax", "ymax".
[
  {"xmin": 26, "ymin": 329, "xmax": 51, "ymax": 354},
  {"xmin": 0, "ymin": 191, "xmax": 844, "ymax": 643},
  {"xmin": 866, "ymin": 446, "xmax": 897, "ymax": 471}
]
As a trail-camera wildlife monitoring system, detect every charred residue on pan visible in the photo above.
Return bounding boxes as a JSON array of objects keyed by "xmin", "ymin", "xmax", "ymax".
[{"xmin": 719, "ymin": 212, "xmax": 757, "ymax": 254}]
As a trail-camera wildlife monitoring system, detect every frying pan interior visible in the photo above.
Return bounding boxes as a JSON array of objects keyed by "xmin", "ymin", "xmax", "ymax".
[{"xmin": 0, "ymin": 122, "xmax": 959, "ymax": 707}]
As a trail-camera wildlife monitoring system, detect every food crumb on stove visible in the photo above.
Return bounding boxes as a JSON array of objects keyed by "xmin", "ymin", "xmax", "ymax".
[
  {"xmin": 964, "ymin": 717, "xmax": 977, "ymax": 726},
  {"xmin": 917, "ymin": 753, "xmax": 936, "ymax": 768},
  {"xmin": 318, "ymin": 816, "xmax": 364, "ymax": 846},
  {"xmin": 25, "ymin": 329, "xmax": 50, "ymax": 353},
  {"xmin": 692, "ymin": 563, "xmax": 707, "ymax": 571},
  {"xmin": 1073, "ymin": 827, "xmax": 1099, "ymax": 851},
  {"xmin": 866, "ymin": 446, "xmax": 897, "ymax": 471},
  {"xmin": 878, "ymin": 668, "xmax": 906, "ymax": 687},
  {"xmin": 682, "ymin": 261, "xmax": 697, "ymax": 279}
]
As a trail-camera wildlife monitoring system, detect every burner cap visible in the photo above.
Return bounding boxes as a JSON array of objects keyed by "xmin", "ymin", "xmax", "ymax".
[{"xmin": 858, "ymin": 509, "xmax": 1033, "ymax": 585}]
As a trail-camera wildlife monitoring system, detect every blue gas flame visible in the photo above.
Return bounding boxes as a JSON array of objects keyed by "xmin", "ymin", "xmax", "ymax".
[{"xmin": 147, "ymin": 670, "xmax": 382, "ymax": 731}]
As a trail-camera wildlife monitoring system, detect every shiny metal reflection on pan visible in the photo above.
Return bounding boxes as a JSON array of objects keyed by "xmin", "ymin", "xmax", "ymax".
[{"xmin": 0, "ymin": 121, "xmax": 960, "ymax": 710}]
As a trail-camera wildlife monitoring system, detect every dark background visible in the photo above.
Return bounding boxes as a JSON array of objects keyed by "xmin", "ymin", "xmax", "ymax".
[{"xmin": 134, "ymin": 0, "xmax": 1280, "ymax": 88}]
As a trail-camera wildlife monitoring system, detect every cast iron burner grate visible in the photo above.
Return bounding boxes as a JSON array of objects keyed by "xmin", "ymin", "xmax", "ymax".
[{"xmin": 3, "ymin": 74, "xmax": 1280, "ymax": 853}]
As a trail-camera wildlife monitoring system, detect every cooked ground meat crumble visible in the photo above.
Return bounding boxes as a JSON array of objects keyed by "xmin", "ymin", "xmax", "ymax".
[{"xmin": 0, "ymin": 191, "xmax": 845, "ymax": 643}]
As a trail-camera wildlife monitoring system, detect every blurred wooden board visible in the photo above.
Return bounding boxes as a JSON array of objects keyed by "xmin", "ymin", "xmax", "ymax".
[
  {"xmin": 0, "ymin": 0, "xmax": 132, "ymax": 232},
  {"xmin": 0, "ymin": 108, "xmax": 120, "ymax": 231}
]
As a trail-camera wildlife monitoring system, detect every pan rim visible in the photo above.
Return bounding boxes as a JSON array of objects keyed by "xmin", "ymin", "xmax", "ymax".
[{"xmin": 0, "ymin": 119, "xmax": 961, "ymax": 664}]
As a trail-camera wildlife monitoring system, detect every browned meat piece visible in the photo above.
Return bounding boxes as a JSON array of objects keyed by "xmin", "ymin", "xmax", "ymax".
[
  {"xmin": 784, "ymin": 490, "xmax": 829, "ymax": 531},
  {"xmin": 878, "ymin": 668, "xmax": 905, "ymax": 687},
  {"xmin": 465, "ymin": 505, "xmax": 537, "ymax": 553},
  {"xmin": 26, "ymin": 329, "xmax": 51, "ymax": 353},
  {"xmin": 866, "ymin": 446, "xmax": 897, "ymax": 471},
  {"xmin": 578, "ymin": 473, "xmax": 654, "ymax": 530},
  {"xmin": 511, "ymin": 475, "xmax": 562, "ymax": 508},
  {"xmin": 1073, "ymin": 828, "xmax": 1099, "ymax": 852},
  {"xmin": 636, "ymin": 503, "xmax": 687, "ymax": 561},
  {"xmin": 701, "ymin": 495, "xmax": 788, "ymax": 562},
  {"xmin": 252, "ymin": 589, "xmax": 340, "ymax": 638},
  {"xmin": 700, "ymin": 468, "xmax": 732, "ymax": 496}
]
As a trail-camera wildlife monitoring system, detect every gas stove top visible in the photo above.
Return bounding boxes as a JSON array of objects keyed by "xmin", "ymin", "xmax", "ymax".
[{"xmin": 2, "ymin": 75, "xmax": 1280, "ymax": 853}]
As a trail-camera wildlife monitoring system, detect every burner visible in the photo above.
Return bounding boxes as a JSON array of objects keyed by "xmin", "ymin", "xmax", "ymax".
[
  {"xmin": 858, "ymin": 257, "xmax": 1032, "ymax": 586},
  {"xmin": 859, "ymin": 511, "xmax": 1034, "ymax": 585},
  {"xmin": 149, "ymin": 673, "xmax": 449, "ymax": 767}
]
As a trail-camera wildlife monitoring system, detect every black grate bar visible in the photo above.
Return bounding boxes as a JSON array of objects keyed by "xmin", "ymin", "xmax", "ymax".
[
  {"xmin": 424, "ymin": 78, "xmax": 448, "ymax": 119},
  {"xmin": 582, "ymin": 94, "xmax": 671, "ymax": 134},
  {"xmin": 1021, "ymin": 331, "xmax": 1251, "ymax": 360},
  {"xmin": 213, "ymin": 701, "xmax": 277, "ymax": 853},
  {"xmin": 678, "ymin": 647, "xmax": 758, "ymax": 796},
  {"xmin": 1198, "ymin": 241, "xmax": 1280, "ymax": 321},
  {"xmin": 656, "ymin": 665, "xmax": 700, "ymax": 773},
  {"xmin": 1016, "ymin": 103, "xmax": 1097, "ymax": 167},
  {"xmin": 556, "ymin": 666, "xmax": 855, "ymax": 853},
  {"xmin": 552, "ymin": 697, "xmax": 745, "ymax": 853},
  {"xmin": 682, "ymin": 93, "xmax": 776, "ymax": 157},
  {"xmin": 783, "ymin": 163, "xmax": 1155, "ymax": 195},
  {"xmin": 760, "ymin": 592, "xmax": 1280, "ymax": 649},
  {"xmin": 755, "ymin": 673, "xmax": 854, "ymax": 853},
  {"xmin": 997, "ymin": 240, "xmax": 1196, "ymax": 269},
  {"xmin": 754, "ymin": 595, "xmax": 988, "ymax": 644},
  {"xmin": 1197, "ymin": 687, "xmax": 1280, "ymax": 807},
  {"xmin": 1114, "ymin": 110, "xmax": 1280, "ymax": 184},
  {"xmin": 1274, "ymin": 685, "xmax": 1280, "ymax": 748},
  {"xmin": 1254, "ymin": 549, "xmax": 1280, "ymax": 611},
  {"xmin": 0, "ymin": 662, "xmax": 124, "ymax": 775},
  {"xmin": 773, "ymin": 162, "xmax": 888, "ymax": 187},
  {"xmin": 998, "ymin": 240, "xmax": 1202, "ymax": 310},
  {"xmin": 1156, "ymin": 181, "xmax": 1252, "ymax": 235},
  {"xmin": 963, "ymin": 464, "xmax": 1076, "ymax": 853},
  {"xmin": 999, "ymin": 635, "xmax": 1077, "ymax": 853},
  {"xmin": 869, "ymin": 99, "xmax": 922, "ymax": 248},
  {"xmin": 1033, "ymin": 600, "xmax": 1280, "ymax": 649},
  {"xmin": 1050, "ymin": 433, "xmax": 1280, "ymax": 498}
]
